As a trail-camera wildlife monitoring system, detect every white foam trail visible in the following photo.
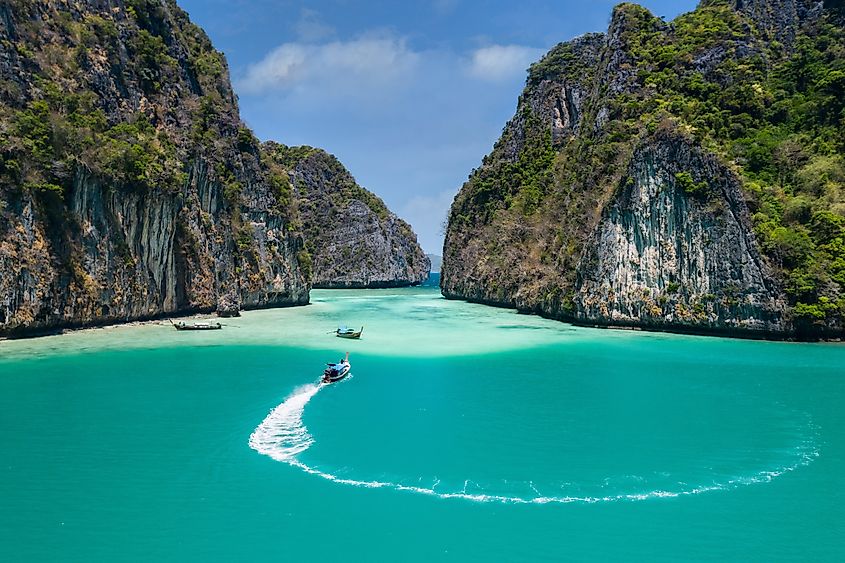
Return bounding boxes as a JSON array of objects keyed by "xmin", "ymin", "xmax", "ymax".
[
  {"xmin": 249, "ymin": 385, "xmax": 821, "ymax": 505},
  {"xmin": 248, "ymin": 383, "xmax": 323, "ymax": 462}
]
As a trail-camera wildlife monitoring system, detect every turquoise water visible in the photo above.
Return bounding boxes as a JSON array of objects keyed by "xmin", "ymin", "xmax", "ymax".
[{"xmin": 1, "ymin": 287, "xmax": 843, "ymax": 561}]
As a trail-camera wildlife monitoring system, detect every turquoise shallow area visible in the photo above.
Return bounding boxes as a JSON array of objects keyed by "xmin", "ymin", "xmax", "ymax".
[{"xmin": 1, "ymin": 287, "xmax": 844, "ymax": 561}]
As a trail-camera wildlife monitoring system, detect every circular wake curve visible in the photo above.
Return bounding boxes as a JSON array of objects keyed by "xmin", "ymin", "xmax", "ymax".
[{"xmin": 248, "ymin": 384, "xmax": 820, "ymax": 505}]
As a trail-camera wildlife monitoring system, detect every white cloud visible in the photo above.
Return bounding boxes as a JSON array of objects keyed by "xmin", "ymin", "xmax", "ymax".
[
  {"xmin": 239, "ymin": 35, "xmax": 544, "ymax": 102},
  {"xmin": 468, "ymin": 44, "xmax": 544, "ymax": 81},
  {"xmin": 236, "ymin": 35, "xmax": 545, "ymax": 254},
  {"xmin": 238, "ymin": 35, "xmax": 420, "ymax": 96}
]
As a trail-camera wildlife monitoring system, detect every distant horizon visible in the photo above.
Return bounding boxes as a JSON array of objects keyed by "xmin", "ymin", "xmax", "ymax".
[{"xmin": 179, "ymin": 0, "xmax": 698, "ymax": 253}]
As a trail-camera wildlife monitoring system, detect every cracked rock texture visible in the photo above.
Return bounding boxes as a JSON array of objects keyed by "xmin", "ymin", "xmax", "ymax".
[{"xmin": 574, "ymin": 133, "xmax": 786, "ymax": 333}]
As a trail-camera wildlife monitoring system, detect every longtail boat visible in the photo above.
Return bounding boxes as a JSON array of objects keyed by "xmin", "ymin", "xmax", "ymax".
[
  {"xmin": 336, "ymin": 326, "xmax": 363, "ymax": 339},
  {"xmin": 171, "ymin": 320, "xmax": 222, "ymax": 331},
  {"xmin": 322, "ymin": 352, "xmax": 351, "ymax": 383}
]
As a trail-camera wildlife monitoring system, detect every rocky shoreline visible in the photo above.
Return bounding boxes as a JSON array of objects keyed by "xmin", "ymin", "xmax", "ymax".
[
  {"xmin": 0, "ymin": 297, "xmax": 312, "ymax": 340},
  {"xmin": 441, "ymin": 292, "xmax": 844, "ymax": 342}
]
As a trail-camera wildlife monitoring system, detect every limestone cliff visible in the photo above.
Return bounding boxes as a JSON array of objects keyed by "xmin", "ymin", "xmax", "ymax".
[
  {"xmin": 573, "ymin": 131, "xmax": 787, "ymax": 335},
  {"xmin": 0, "ymin": 0, "xmax": 309, "ymax": 335},
  {"xmin": 443, "ymin": 0, "xmax": 845, "ymax": 339},
  {"xmin": 265, "ymin": 144, "xmax": 429, "ymax": 288}
]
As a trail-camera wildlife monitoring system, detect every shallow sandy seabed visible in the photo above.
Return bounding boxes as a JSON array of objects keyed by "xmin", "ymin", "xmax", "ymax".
[{"xmin": 1, "ymin": 288, "xmax": 840, "ymax": 361}]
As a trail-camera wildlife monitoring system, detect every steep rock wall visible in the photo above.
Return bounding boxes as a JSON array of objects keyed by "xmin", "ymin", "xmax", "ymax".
[{"xmin": 574, "ymin": 133, "xmax": 787, "ymax": 335}]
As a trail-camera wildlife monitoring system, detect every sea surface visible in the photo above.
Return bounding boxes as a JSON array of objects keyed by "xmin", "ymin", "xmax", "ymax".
[{"xmin": 1, "ymin": 287, "xmax": 843, "ymax": 561}]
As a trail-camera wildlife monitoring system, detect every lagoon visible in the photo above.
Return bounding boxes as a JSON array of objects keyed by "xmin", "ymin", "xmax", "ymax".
[{"xmin": 1, "ymin": 287, "xmax": 843, "ymax": 561}]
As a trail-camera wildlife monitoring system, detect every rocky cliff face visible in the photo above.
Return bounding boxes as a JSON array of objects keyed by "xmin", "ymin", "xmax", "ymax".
[
  {"xmin": 265, "ymin": 144, "xmax": 429, "ymax": 288},
  {"xmin": 443, "ymin": 0, "xmax": 845, "ymax": 339},
  {"xmin": 719, "ymin": 0, "xmax": 824, "ymax": 44},
  {"xmin": 0, "ymin": 0, "xmax": 309, "ymax": 335},
  {"xmin": 573, "ymin": 131, "xmax": 787, "ymax": 335}
]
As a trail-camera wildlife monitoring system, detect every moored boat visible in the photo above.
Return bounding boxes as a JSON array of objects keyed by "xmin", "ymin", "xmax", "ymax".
[
  {"xmin": 322, "ymin": 352, "xmax": 351, "ymax": 383},
  {"xmin": 336, "ymin": 326, "xmax": 363, "ymax": 339},
  {"xmin": 171, "ymin": 320, "xmax": 222, "ymax": 331}
]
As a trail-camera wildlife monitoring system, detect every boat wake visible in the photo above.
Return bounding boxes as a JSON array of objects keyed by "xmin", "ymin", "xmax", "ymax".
[
  {"xmin": 248, "ymin": 383, "xmax": 323, "ymax": 462},
  {"xmin": 248, "ymin": 385, "xmax": 820, "ymax": 505}
]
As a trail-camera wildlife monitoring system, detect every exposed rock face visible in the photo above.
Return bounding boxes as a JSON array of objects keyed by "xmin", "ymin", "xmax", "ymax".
[
  {"xmin": 443, "ymin": 1, "xmax": 845, "ymax": 339},
  {"xmin": 503, "ymin": 33, "xmax": 604, "ymax": 159},
  {"xmin": 723, "ymin": 0, "xmax": 824, "ymax": 44},
  {"xmin": 0, "ymin": 0, "xmax": 308, "ymax": 335},
  {"xmin": 265, "ymin": 144, "xmax": 429, "ymax": 288},
  {"xmin": 573, "ymin": 132, "xmax": 787, "ymax": 335}
]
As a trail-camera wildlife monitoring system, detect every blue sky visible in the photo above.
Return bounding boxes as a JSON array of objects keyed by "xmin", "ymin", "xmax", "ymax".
[{"xmin": 179, "ymin": 0, "xmax": 699, "ymax": 253}]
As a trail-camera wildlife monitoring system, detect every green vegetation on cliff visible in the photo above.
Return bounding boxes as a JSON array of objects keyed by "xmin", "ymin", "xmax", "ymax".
[
  {"xmin": 1, "ymin": 87, "xmax": 186, "ymax": 197},
  {"xmin": 269, "ymin": 144, "xmax": 391, "ymax": 222},
  {"xmin": 455, "ymin": 109, "xmax": 556, "ymax": 222},
  {"xmin": 0, "ymin": 0, "xmax": 240, "ymax": 200}
]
